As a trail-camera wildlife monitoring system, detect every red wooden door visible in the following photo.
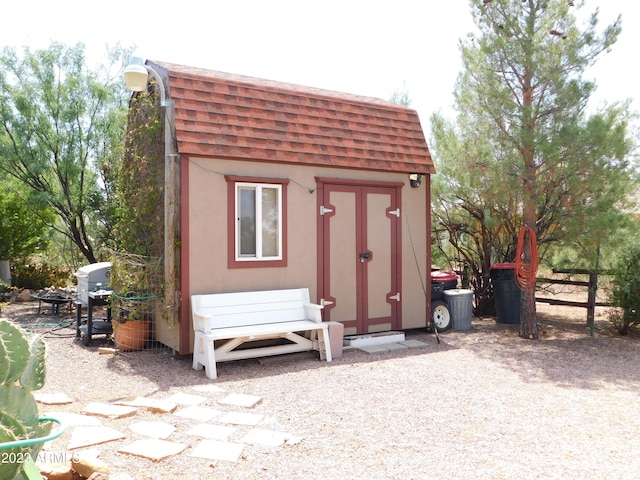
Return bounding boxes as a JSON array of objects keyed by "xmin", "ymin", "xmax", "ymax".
[{"xmin": 318, "ymin": 182, "xmax": 401, "ymax": 334}]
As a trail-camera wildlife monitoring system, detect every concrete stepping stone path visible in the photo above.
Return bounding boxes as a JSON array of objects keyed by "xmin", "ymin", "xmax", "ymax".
[
  {"xmin": 82, "ymin": 402, "xmax": 138, "ymax": 419},
  {"xmin": 42, "ymin": 385, "xmax": 298, "ymax": 472},
  {"xmin": 118, "ymin": 438, "xmax": 187, "ymax": 461},
  {"xmin": 129, "ymin": 421, "xmax": 177, "ymax": 439},
  {"xmin": 173, "ymin": 405, "xmax": 223, "ymax": 421},
  {"xmin": 190, "ymin": 439, "xmax": 245, "ymax": 462},
  {"xmin": 68, "ymin": 426, "xmax": 126, "ymax": 450}
]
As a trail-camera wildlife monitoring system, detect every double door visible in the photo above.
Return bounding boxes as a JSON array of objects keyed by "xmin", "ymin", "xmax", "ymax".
[{"xmin": 318, "ymin": 182, "xmax": 401, "ymax": 334}]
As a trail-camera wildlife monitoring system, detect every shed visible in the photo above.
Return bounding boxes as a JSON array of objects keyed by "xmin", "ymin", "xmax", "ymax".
[{"xmin": 125, "ymin": 60, "xmax": 436, "ymax": 355}]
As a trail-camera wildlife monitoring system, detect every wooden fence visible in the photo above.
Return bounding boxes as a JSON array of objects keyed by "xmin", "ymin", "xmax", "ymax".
[{"xmin": 536, "ymin": 268, "xmax": 611, "ymax": 336}]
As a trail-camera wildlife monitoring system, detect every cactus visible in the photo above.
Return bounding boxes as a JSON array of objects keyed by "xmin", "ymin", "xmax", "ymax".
[{"xmin": 0, "ymin": 319, "xmax": 51, "ymax": 480}]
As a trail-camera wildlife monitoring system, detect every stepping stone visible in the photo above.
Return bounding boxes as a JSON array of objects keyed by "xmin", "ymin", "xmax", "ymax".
[
  {"xmin": 34, "ymin": 393, "xmax": 73, "ymax": 405},
  {"xmin": 129, "ymin": 421, "xmax": 176, "ymax": 439},
  {"xmin": 192, "ymin": 385, "xmax": 225, "ymax": 393},
  {"xmin": 82, "ymin": 402, "xmax": 138, "ymax": 419},
  {"xmin": 68, "ymin": 426, "xmax": 126, "ymax": 450},
  {"xmin": 115, "ymin": 397, "xmax": 177, "ymax": 414},
  {"xmin": 242, "ymin": 428, "xmax": 289, "ymax": 447},
  {"xmin": 219, "ymin": 411, "xmax": 264, "ymax": 426},
  {"xmin": 190, "ymin": 439, "xmax": 244, "ymax": 462},
  {"xmin": 400, "ymin": 339, "xmax": 429, "ymax": 349},
  {"xmin": 218, "ymin": 393, "xmax": 262, "ymax": 408},
  {"xmin": 164, "ymin": 392, "xmax": 206, "ymax": 406},
  {"xmin": 186, "ymin": 424, "xmax": 236, "ymax": 440},
  {"xmin": 384, "ymin": 342, "xmax": 409, "ymax": 352},
  {"xmin": 357, "ymin": 344, "xmax": 389, "ymax": 354},
  {"xmin": 44, "ymin": 412, "xmax": 102, "ymax": 427},
  {"xmin": 173, "ymin": 405, "xmax": 222, "ymax": 421},
  {"xmin": 118, "ymin": 438, "xmax": 187, "ymax": 461}
]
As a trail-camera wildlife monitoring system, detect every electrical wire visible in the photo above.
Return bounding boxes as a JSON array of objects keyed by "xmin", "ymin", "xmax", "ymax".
[{"xmin": 515, "ymin": 226, "xmax": 539, "ymax": 291}]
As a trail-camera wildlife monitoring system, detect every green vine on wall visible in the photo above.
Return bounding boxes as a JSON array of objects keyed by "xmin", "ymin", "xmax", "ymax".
[
  {"xmin": 114, "ymin": 86, "xmax": 165, "ymax": 260},
  {"xmin": 110, "ymin": 84, "xmax": 166, "ymax": 324}
]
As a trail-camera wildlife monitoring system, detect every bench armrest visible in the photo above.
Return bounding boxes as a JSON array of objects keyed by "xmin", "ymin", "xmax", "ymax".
[
  {"xmin": 303, "ymin": 302, "xmax": 323, "ymax": 323},
  {"xmin": 192, "ymin": 312, "xmax": 214, "ymax": 332}
]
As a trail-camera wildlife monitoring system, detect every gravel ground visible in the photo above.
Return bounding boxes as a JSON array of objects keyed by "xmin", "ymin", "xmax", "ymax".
[{"xmin": 2, "ymin": 300, "xmax": 640, "ymax": 480}]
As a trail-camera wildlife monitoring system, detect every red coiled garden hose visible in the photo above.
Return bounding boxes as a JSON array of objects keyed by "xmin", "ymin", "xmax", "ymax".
[{"xmin": 515, "ymin": 226, "xmax": 538, "ymax": 290}]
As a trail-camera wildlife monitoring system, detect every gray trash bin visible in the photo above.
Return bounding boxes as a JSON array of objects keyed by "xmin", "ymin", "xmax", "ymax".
[{"xmin": 444, "ymin": 289, "xmax": 473, "ymax": 330}]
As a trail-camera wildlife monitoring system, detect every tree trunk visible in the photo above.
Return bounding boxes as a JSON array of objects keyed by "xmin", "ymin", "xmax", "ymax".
[
  {"xmin": 519, "ymin": 284, "xmax": 537, "ymax": 339},
  {"xmin": 519, "ymin": 189, "xmax": 538, "ymax": 339},
  {"xmin": 519, "ymin": 44, "xmax": 538, "ymax": 339},
  {"xmin": 0, "ymin": 260, "xmax": 10, "ymax": 285}
]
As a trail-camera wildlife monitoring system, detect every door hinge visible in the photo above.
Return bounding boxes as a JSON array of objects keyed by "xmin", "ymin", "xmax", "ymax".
[
  {"xmin": 320, "ymin": 205, "xmax": 334, "ymax": 215},
  {"xmin": 321, "ymin": 298, "xmax": 335, "ymax": 307},
  {"xmin": 389, "ymin": 208, "xmax": 400, "ymax": 217},
  {"xmin": 389, "ymin": 292, "xmax": 401, "ymax": 302}
]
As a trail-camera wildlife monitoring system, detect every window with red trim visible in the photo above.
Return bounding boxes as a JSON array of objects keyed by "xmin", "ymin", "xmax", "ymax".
[{"xmin": 226, "ymin": 176, "xmax": 288, "ymax": 268}]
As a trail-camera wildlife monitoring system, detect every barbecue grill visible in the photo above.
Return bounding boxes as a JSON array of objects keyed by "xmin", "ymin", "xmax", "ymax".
[
  {"xmin": 74, "ymin": 262, "xmax": 113, "ymax": 345},
  {"xmin": 74, "ymin": 262, "xmax": 111, "ymax": 304}
]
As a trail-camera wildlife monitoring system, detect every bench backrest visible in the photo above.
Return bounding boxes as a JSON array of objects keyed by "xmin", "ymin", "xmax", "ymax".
[{"xmin": 191, "ymin": 288, "xmax": 314, "ymax": 332}]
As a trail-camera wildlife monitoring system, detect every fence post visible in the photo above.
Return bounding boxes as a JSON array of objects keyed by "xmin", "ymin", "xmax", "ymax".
[{"xmin": 587, "ymin": 272, "xmax": 598, "ymax": 336}]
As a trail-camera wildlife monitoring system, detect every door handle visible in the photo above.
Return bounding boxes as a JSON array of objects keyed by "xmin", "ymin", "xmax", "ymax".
[{"xmin": 359, "ymin": 252, "xmax": 371, "ymax": 262}]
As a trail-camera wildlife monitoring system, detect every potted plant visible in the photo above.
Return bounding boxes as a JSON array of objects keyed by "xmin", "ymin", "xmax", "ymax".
[{"xmin": 109, "ymin": 252, "xmax": 161, "ymax": 351}]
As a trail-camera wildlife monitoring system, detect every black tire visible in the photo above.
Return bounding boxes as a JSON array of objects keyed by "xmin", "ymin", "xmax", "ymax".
[{"xmin": 431, "ymin": 300, "xmax": 452, "ymax": 331}]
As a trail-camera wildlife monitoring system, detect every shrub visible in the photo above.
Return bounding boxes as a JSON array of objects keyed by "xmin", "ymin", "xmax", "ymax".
[
  {"xmin": 10, "ymin": 263, "xmax": 73, "ymax": 290},
  {"xmin": 608, "ymin": 244, "xmax": 640, "ymax": 335}
]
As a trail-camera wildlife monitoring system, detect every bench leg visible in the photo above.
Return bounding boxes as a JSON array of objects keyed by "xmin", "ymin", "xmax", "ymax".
[
  {"xmin": 192, "ymin": 331, "xmax": 204, "ymax": 371},
  {"xmin": 192, "ymin": 331, "xmax": 218, "ymax": 380},
  {"xmin": 318, "ymin": 326, "xmax": 332, "ymax": 362}
]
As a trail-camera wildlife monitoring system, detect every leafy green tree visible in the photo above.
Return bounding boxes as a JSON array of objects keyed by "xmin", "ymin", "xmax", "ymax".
[
  {"xmin": 0, "ymin": 42, "xmax": 131, "ymax": 265},
  {"xmin": 609, "ymin": 242, "xmax": 640, "ymax": 335},
  {"xmin": 430, "ymin": 0, "xmax": 636, "ymax": 338},
  {"xmin": 0, "ymin": 183, "xmax": 52, "ymax": 261}
]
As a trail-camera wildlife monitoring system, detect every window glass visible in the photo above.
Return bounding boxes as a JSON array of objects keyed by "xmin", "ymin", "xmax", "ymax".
[
  {"xmin": 261, "ymin": 187, "xmax": 279, "ymax": 257},
  {"xmin": 238, "ymin": 187, "xmax": 256, "ymax": 256},
  {"xmin": 235, "ymin": 183, "xmax": 282, "ymax": 260}
]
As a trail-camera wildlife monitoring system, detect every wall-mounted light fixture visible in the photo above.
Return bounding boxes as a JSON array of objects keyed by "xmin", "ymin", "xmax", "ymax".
[
  {"xmin": 124, "ymin": 56, "xmax": 170, "ymax": 107},
  {"xmin": 409, "ymin": 173, "xmax": 423, "ymax": 188}
]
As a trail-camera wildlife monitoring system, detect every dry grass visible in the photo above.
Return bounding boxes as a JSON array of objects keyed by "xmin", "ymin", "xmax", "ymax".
[{"xmin": 2, "ymin": 300, "xmax": 639, "ymax": 480}]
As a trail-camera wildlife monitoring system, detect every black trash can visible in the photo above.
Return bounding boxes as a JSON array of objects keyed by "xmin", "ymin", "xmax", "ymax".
[
  {"xmin": 431, "ymin": 270, "xmax": 458, "ymax": 291},
  {"xmin": 491, "ymin": 263, "xmax": 521, "ymax": 324},
  {"xmin": 431, "ymin": 281, "xmax": 445, "ymax": 301}
]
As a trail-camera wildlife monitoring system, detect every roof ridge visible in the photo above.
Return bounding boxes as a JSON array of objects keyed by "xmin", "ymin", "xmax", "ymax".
[{"xmin": 152, "ymin": 60, "xmax": 413, "ymax": 113}]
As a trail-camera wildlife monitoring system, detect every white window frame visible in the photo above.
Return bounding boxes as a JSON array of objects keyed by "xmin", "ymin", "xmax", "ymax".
[{"xmin": 234, "ymin": 182, "xmax": 283, "ymax": 262}]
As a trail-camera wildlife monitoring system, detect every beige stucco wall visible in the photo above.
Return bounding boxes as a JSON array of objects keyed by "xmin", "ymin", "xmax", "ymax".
[
  {"xmin": 186, "ymin": 156, "xmax": 429, "ymax": 332},
  {"xmin": 400, "ymin": 178, "xmax": 430, "ymax": 329}
]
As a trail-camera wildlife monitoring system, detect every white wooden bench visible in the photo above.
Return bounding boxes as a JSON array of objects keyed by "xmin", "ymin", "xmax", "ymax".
[{"xmin": 191, "ymin": 288, "xmax": 332, "ymax": 379}]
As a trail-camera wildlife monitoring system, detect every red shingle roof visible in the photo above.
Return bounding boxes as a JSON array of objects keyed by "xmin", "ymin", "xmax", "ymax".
[{"xmin": 152, "ymin": 61, "xmax": 434, "ymax": 174}]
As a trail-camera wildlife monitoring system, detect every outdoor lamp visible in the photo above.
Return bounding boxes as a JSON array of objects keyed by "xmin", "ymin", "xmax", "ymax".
[
  {"xmin": 124, "ymin": 57, "xmax": 169, "ymax": 107},
  {"xmin": 124, "ymin": 57, "xmax": 149, "ymax": 92},
  {"xmin": 409, "ymin": 173, "xmax": 423, "ymax": 188}
]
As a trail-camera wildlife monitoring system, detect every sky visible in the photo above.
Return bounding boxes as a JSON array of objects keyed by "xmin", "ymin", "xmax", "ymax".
[{"xmin": 2, "ymin": 0, "xmax": 638, "ymax": 135}]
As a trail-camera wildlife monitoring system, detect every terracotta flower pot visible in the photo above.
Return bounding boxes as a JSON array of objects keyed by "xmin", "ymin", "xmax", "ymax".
[{"xmin": 113, "ymin": 319, "xmax": 149, "ymax": 351}]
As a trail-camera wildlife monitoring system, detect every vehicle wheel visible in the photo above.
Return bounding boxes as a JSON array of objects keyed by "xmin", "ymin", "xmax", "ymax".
[{"xmin": 431, "ymin": 300, "xmax": 452, "ymax": 331}]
